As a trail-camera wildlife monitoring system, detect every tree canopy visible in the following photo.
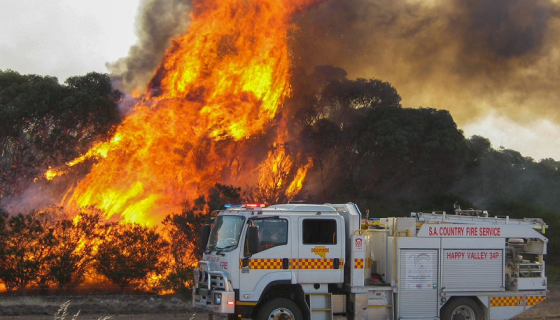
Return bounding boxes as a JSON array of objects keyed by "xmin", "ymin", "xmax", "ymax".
[
  {"xmin": 2, "ymin": 67, "xmax": 560, "ymax": 282},
  {"xmin": 0, "ymin": 70, "xmax": 121, "ymax": 201}
]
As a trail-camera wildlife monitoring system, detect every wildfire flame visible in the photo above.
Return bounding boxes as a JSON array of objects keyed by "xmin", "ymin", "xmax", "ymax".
[
  {"xmin": 48, "ymin": 0, "xmax": 325, "ymax": 224},
  {"xmin": 45, "ymin": 169, "xmax": 66, "ymax": 181}
]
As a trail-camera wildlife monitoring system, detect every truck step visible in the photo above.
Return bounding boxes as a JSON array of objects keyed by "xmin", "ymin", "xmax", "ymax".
[{"xmin": 307, "ymin": 293, "xmax": 333, "ymax": 320}]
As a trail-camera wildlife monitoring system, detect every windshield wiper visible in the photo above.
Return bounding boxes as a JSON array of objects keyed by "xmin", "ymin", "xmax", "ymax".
[
  {"xmin": 205, "ymin": 245, "xmax": 216, "ymax": 254},
  {"xmin": 247, "ymin": 216, "xmax": 280, "ymax": 223},
  {"xmin": 215, "ymin": 245, "xmax": 237, "ymax": 256}
]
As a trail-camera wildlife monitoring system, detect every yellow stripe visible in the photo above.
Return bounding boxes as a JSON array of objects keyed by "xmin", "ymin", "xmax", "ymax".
[
  {"xmin": 240, "ymin": 259, "xmax": 345, "ymax": 270},
  {"xmin": 461, "ymin": 295, "xmax": 544, "ymax": 308},
  {"xmin": 354, "ymin": 258, "xmax": 364, "ymax": 269},
  {"xmin": 490, "ymin": 297, "xmax": 526, "ymax": 307},
  {"xmin": 236, "ymin": 302, "xmax": 258, "ymax": 306},
  {"xmin": 527, "ymin": 296, "xmax": 546, "ymax": 306}
]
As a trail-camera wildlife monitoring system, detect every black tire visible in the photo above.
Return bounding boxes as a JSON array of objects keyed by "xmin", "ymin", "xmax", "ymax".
[
  {"xmin": 441, "ymin": 298, "xmax": 483, "ymax": 320},
  {"xmin": 256, "ymin": 298, "xmax": 303, "ymax": 320}
]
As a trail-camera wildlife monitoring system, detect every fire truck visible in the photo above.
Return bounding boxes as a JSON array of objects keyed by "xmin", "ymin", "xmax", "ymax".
[{"xmin": 192, "ymin": 203, "xmax": 548, "ymax": 320}]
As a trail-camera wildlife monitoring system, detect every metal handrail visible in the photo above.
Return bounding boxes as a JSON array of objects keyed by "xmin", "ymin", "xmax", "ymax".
[
  {"xmin": 196, "ymin": 261, "xmax": 232, "ymax": 292},
  {"xmin": 208, "ymin": 270, "xmax": 232, "ymax": 291}
]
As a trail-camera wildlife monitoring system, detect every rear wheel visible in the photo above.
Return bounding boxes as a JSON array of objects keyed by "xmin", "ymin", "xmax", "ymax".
[
  {"xmin": 441, "ymin": 298, "xmax": 483, "ymax": 320},
  {"xmin": 256, "ymin": 298, "xmax": 303, "ymax": 320}
]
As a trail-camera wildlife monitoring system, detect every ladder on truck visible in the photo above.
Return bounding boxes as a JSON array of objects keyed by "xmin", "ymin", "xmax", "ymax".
[{"xmin": 413, "ymin": 210, "xmax": 547, "ymax": 232}]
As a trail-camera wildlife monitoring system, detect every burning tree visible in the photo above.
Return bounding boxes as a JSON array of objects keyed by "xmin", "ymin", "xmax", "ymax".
[
  {"xmin": 0, "ymin": 71, "xmax": 121, "ymax": 203},
  {"xmin": 47, "ymin": 208, "xmax": 108, "ymax": 290},
  {"xmin": 0, "ymin": 211, "xmax": 55, "ymax": 292},
  {"xmin": 248, "ymin": 146, "xmax": 311, "ymax": 205},
  {"xmin": 4, "ymin": 0, "xmax": 331, "ymax": 292},
  {"xmin": 94, "ymin": 223, "xmax": 167, "ymax": 292},
  {"xmin": 161, "ymin": 199, "xmax": 209, "ymax": 294},
  {"xmin": 161, "ymin": 184, "xmax": 242, "ymax": 293},
  {"xmin": 43, "ymin": 0, "xmax": 326, "ymax": 225}
]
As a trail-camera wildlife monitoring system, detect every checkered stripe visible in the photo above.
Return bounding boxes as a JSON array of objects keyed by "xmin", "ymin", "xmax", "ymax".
[
  {"xmin": 354, "ymin": 258, "xmax": 364, "ymax": 269},
  {"xmin": 244, "ymin": 259, "xmax": 283, "ymax": 269},
  {"xmin": 291, "ymin": 259, "xmax": 299, "ymax": 268},
  {"xmin": 240, "ymin": 259, "xmax": 344, "ymax": 269},
  {"xmin": 295, "ymin": 259, "xmax": 344, "ymax": 269},
  {"xmin": 490, "ymin": 297, "xmax": 523, "ymax": 307},
  {"xmin": 298, "ymin": 259, "xmax": 333, "ymax": 269},
  {"xmin": 526, "ymin": 296, "xmax": 546, "ymax": 306}
]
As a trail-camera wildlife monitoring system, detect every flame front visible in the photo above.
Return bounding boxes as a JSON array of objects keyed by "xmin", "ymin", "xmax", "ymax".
[{"xmin": 57, "ymin": 0, "xmax": 324, "ymax": 224}]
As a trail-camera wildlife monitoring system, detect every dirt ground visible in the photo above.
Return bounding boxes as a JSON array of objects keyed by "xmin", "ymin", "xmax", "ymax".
[{"xmin": 1, "ymin": 284, "xmax": 558, "ymax": 320}]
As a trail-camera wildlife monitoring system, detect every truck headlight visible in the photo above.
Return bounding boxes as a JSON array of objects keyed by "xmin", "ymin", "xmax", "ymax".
[{"xmin": 214, "ymin": 293, "xmax": 222, "ymax": 305}]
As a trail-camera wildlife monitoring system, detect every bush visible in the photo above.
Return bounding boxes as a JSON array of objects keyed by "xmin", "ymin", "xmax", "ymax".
[{"xmin": 94, "ymin": 223, "xmax": 167, "ymax": 291}]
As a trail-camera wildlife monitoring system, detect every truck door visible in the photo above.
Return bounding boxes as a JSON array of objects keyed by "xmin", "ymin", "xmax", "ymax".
[
  {"xmin": 238, "ymin": 217, "xmax": 293, "ymax": 300},
  {"xmin": 297, "ymin": 216, "xmax": 344, "ymax": 283},
  {"xmin": 398, "ymin": 249, "xmax": 439, "ymax": 319}
]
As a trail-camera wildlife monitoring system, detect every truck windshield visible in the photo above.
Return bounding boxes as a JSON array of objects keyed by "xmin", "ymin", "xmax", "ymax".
[{"xmin": 206, "ymin": 215, "xmax": 245, "ymax": 253}]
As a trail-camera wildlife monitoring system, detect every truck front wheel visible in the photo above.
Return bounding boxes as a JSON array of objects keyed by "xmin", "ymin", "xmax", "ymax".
[
  {"xmin": 441, "ymin": 298, "xmax": 483, "ymax": 320},
  {"xmin": 256, "ymin": 298, "xmax": 303, "ymax": 320}
]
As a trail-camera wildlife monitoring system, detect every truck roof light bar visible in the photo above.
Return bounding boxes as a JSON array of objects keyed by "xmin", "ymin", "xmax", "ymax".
[
  {"xmin": 244, "ymin": 203, "xmax": 266, "ymax": 208},
  {"xmin": 224, "ymin": 203, "xmax": 266, "ymax": 209},
  {"xmin": 224, "ymin": 204, "xmax": 243, "ymax": 209}
]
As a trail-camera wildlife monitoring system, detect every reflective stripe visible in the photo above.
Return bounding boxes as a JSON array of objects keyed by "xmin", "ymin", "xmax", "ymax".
[
  {"xmin": 242, "ymin": 259, "xmax": 283, "ymax": 269},
  {"xmin": 239, "ymin": 259, "xmax": 344, "ymax": 269},
  {"xmin": 354, "ymin": 258, "xmax": 364, "ymax": 269},
  {"xmin": 490, "ymin": 297, "xmax": 523, "ymax": 307},
  {"xmin": 236, "ymin": 302, "xmax": 258, "ymax": 306},
  {"xmin": 527, "ymin": 296, "xmax": 546, "ymax": 306},
  {"xmin": 490, "ymin": 296, "xmax": 546, "ymax": 307},
  {"xmin": 298, "ymin": 258, "xmax": 334, "ymax": 269}
]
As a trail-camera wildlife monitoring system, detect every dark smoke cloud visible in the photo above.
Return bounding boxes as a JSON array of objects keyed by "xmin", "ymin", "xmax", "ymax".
[
  {"xmin": 111, "ymin": 0, "xmax": 560, "ymax": 127},
  {"xmin": 292, "ymin": 0, "xmax": 560, "ymax": 125},
  {"xmin": 107, "ymin": 0, "xmax": 192, "ymax": 93}
]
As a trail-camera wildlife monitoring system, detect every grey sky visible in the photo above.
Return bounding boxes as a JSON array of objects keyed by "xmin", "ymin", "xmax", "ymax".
[{"xmin": 0, "ymin": 0, "xmax": 141, "ymax": 82}]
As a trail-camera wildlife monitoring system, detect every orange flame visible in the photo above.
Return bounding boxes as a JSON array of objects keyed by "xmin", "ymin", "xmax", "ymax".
[
  {"xmin": 57, "ymin": 0, "xmax": 324, "ymax": 224},
  {"xmin": 286, "ymin": 158, "xmax": 313, "ymax": 200},
  {"xmin": 45, "ymin": 169, "xmax": 66, "ymax": 181}
]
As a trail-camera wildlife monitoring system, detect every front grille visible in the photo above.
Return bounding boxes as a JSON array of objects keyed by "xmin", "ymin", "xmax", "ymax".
[
  {"xmin": 193, "ymin": 261, "xmax": 233, "ymax": 309},
  {"xmin": 210, "ymin": 274, "xmax": 228, "ymax": 290}
]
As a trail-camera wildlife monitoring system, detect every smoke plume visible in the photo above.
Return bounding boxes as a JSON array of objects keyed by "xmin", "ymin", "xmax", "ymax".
[
  {"xmin": 109, "ymin": 0, "xmax": 560, "ymax": 134},
  {"xmin": 292, "ymin": 0, "xmax": 560, "ymax": 125},
  {"xmin": 108, "ymin": 0, "xmax": 192, "ymax": 93}
]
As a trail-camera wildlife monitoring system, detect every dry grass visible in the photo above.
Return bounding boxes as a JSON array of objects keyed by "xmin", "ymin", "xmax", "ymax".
[{"xmin": 54, "ymin": 301, "xmax": 111, "ymax": 320}]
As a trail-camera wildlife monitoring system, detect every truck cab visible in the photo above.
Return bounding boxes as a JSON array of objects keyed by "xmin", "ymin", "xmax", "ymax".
[{"xmin": 193, "ymin": 203, "xmax": 360, "ymax": 319}]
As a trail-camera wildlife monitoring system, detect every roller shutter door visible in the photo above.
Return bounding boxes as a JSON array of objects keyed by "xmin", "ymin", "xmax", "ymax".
[
  {"xmin": 442, "ymin": 249, "xmax": 503, "ymax": 290},
  {"xmin": 398, "ymin": 249, "xmax": 438, "ymax": 319}
]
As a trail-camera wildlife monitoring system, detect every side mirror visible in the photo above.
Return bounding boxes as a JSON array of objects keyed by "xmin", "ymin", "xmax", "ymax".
[
  {"xmin": 247, "ymin": 226, "xmax": 260, "ymax": 255},
  {"xmin": 199, "ymin": 225, "xmax": 211, "ymax": 254}
]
